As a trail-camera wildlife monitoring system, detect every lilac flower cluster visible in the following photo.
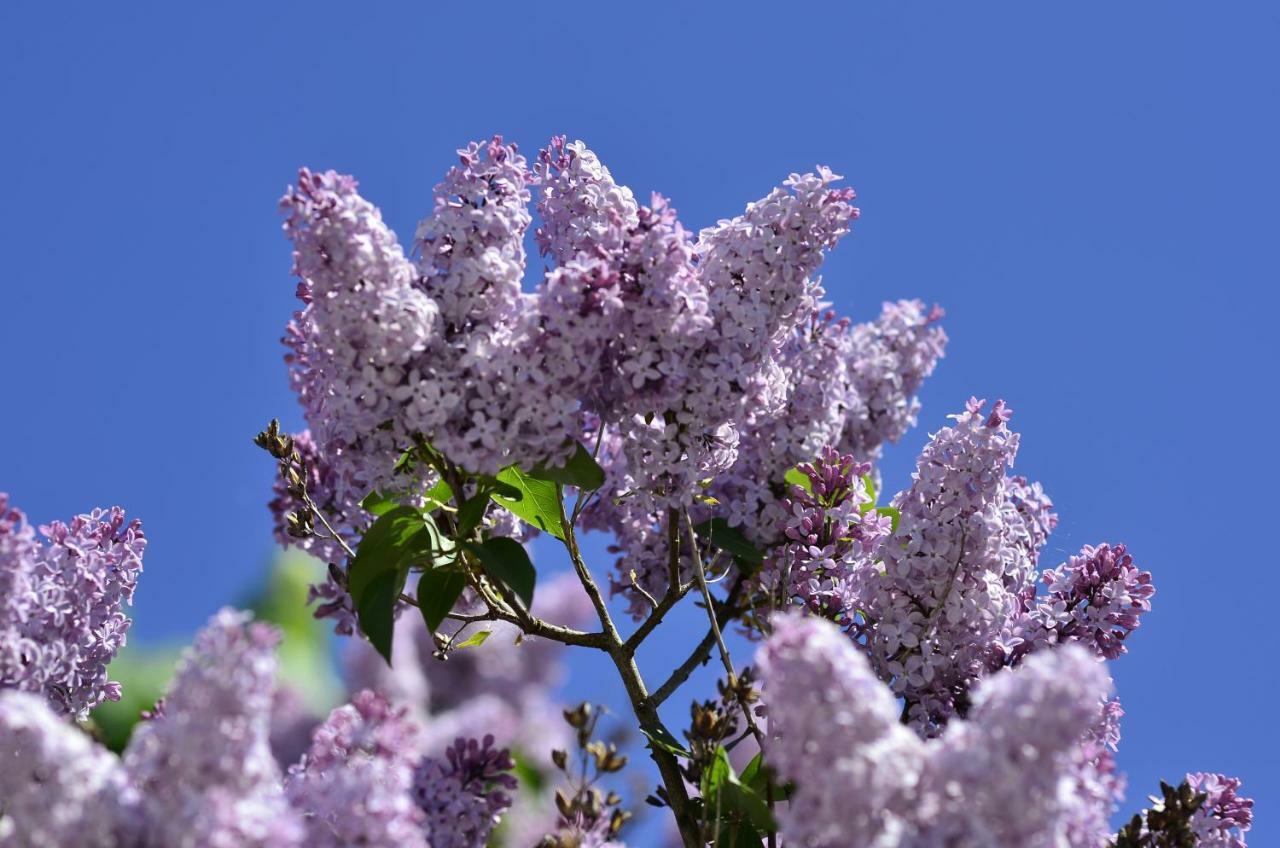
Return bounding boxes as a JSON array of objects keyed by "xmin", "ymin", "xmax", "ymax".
[
  {"xmin": 840, "ymin": 299, "xmax": 949, "ymax": 460},
  {"xmin": 124, "ymin": 609, "xmax": 303, "ymax": 847},
  {"xmin": 1185, "ymin": 772, "xmax": 1254, "ymax": 847},
  {"xmin": 274, "ymin": 137, "xmax": 877, "ymax": 624},
  {"xmin": 0, "ymin": 608, "xmax": 519, "ymax": 847},
  {"xmin": 758, "ymin": 446, "xmax": 892, "ymax": 620},
  {"xmin": 1009, "ymin": 542, "xmax": 1156, "ymax": 662},
  {"xmin": 749, "ymin": 399, "xmax": 1152, "ymax": 734},
  {"xmin": 281, "ymin": 167, "xmax": 439, "ymax": 511},
  {"xmin": 858, "ymin": 397, "xmax": 1026, "ymax": 730},
  {"xmin": 0, "ymin": 493, "xmax": 145, "ymax": 719},
  {"xmin": 412, "ymin": 735, "xmax": 518, "ymax": 848},
  {"xmin": 285, "ymin": 690, "xmax": 426, "ymax": 847},
  {"xmin": 757, "ymin": 613, "xmax": 1116, "ymax": 846},
  {"xmin": 589, "ymin": 299, "xmax": 944, "ymax": 617}
]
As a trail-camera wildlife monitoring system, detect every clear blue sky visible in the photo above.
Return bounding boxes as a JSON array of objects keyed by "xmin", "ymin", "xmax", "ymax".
[{"xmin": 2, "ymin": 1, "xmax": 1276, "ymax": 839}]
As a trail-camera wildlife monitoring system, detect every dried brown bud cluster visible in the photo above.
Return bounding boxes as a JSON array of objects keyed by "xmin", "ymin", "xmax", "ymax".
[{"xmin": 538, "ymin": 702, "xmax": 631, "ymax": 847}]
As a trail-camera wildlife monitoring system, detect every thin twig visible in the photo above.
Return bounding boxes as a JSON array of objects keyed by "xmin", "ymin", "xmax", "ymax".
[{"xmin": 683, "ymin": 509, "xmax": 766, "ymax": 751}]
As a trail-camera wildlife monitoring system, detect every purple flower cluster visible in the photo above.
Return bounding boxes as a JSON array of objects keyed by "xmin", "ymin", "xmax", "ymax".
[
  {"xmin": 1186, "ymin": 772, "xmax": 1253, "ymax": 847},
  {"xmin": 752, "ymin": 399, "xmax": 1151, "ymax": 734},
  {"xmin": 0, "ymin": 493, "xmax": 145, "ymax": 719},
  {"xmin": 592, "ymin": 299, "xmax": 945, "ymax": 618},
  {"xmin": 124, "ymin": 609, "xmax": 303, "ymax": 847},
  {"xmin": 1009, "ymin": 542, "xmax": 1155, "ymax": 661},
  {"xmin": 275, "ymin": 137, "xmax": 872, "ymax": 622},
  {"xmin": 840, "ymin": 299, "xmax": 948, "ymax": 460},
  {"xmin": 0, "ymin": 607, "xmax": 520, "ymax": 847},
  {"xmin": 281, "ymin": 167, "xmax": 439, "ymax": 510},
  {"xmin": 342, "ymin": 572, "xmax": 595, "ymax": 843},
  {"xmin": 757, "ymin": 612, "xmax": 1116, "ymax": 847},
  {"xmin": 285, "ymin": 690, "xmax": 427, "ymax": 847},
  {"xmin": 0, "ymin": 691, "xmax": 133, "ymax": 848},
  {"xmin": 860, "ymin": 397, "xmax": 1026, "ymax": 731},
  {"xmin": 759, "ymin": 447, "xmax": 892, "ymax": 620},
  {"xmin": 412, "ymin": 735, "xmax": 518, "ymax": 848}
]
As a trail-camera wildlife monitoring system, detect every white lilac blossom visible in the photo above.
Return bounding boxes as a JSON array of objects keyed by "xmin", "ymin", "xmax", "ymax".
[
  {"xmin": 757, "ymin": 613, "xmax": 1115, "ymax": 848},
  {"xmin": 412, "ymin": 735, "xmax": 518, "ymax": 848},
  {"xmin": 0, "ymin": 494, "xmax": 145, "ymax": 719},
  {"xmin": 124, "ymin": 608, "xmax": 304, "ymax": 848},
  {"xmin": 0, "ymin": 691, "xmax": 132, "ymax": 848},
  {"xmin": 285, "ymin": 690, "xmax": 427, "ymax": 848},
  {"xmin": 1185, "ymin": 772, "xmax": 1253, "ymax": 848}
]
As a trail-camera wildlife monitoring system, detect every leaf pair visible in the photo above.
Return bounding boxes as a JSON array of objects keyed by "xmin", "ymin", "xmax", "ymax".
[
  {"xmin": 347, "ymin": 506, "xmax": 445, "ymax": 662},
  {"xmin": 700, "ymin": 747, "xmax": 776, "ymax": 847}
]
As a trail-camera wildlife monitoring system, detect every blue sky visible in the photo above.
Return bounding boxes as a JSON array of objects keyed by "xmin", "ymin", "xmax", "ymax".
[{"xmin": 2, "ymin": 1, "xmax": 1276, "ymax": 839}]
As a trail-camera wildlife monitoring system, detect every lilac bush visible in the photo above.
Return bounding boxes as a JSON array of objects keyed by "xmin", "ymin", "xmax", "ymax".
[{"xmin": 0, "ymin": 136, "xmax": 1252, "ymax": 847}]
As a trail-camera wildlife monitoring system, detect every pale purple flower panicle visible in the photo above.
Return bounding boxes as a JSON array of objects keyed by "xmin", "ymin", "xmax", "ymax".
[
  {"xmin": 124, "ymin": 608, "xmax": 303, "ymax": 847},
  {"xmin": 1185, "ymin": 772, "xmax": 1253, "ymax": 847},
  {"xmin": 0, "ymin": 494, "xmax": 145, "ymax": 719},
  {"xmin": 757, "ymin": 614, "xmax": 1114, "ymax": 847},
  {"xmin": 1060, "ymin": 699, "xmax": 1127, "ymax": 847},
  {"xmin": 534, "ymin": 136, "xmax": 638, "ymax": 264},
  {"xmin": 757, "ymin": 612, "xmax": 923, "ymax": 848},
  {"xmin": 418, "ymin": 136, "xmax": 533, "ymax": 332},
  {"xmin": 412, "ymin": 735, "xmax": 517, "ymax": 848},
  {"xmin": 862, "ymin": 397, "xmax": 1024, "ymax": 732},
  {"xmin": 282, "ymin": 167, "xmax": 440, "ymax": 508},
  {"xmin": 696, "ymin": 167, "xmax": 858, "ymax": 367},
  {"xmin": 0, "ymin": 691, "xmax": 132, "ymax": 847},
  {"xmin": 413, "ymin": 137, "xmax": 584, "ymax": 475},
  {"xmin": 841, "ymin": 299, "xmax": 948, "ymax": 460},
  {"xmin": 921, "ymin": 644, "xmax": 1113, "ymax": 846},
  {"xmin": 285, "ymin": 690, "xmax": 427, "ymax": 848}
]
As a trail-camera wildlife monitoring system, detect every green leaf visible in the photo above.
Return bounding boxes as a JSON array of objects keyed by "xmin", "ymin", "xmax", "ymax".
[
  {"xmin": 348, "ymin": 506, "xmax": 438, "ymax": 661},
  {"xmin": 739, "ymin": 753, "xmax": 766, "ymax": 793},
  {"xmin": 491, "ymin": 465, "xmax": 566, "ymax": 540},
  {"xmin": 418, "ymin": 569, "xmax": 466, "ymax": 633},
  {"xmin": 422, "ymin": 478, "xmax": 453, "ymax": 510},
  {"xmin": 700, "ymin": 745, "xmax": 734, "ymax": 800},
  {"xmin": 453, "ymin": 630, "xmax": 491, "ymax": 649},
  {"xmin": 455, "ymin": 493, "xmax": 491, "ymax": 537},
  {"xmin": 360, "ymin": 491, "xmax": 398, "ymax": 516},
  {"xmin": 640, "ymin": 723, "xmax": 692, "ymax": 759},
  {"xmin": 702, "ymin": 746, "xmax": 776, "ymax": 840},
  {"xmin": 358, "ymin": 570, "xmax": 405, "ymax": 662},
  {"xmin": 876, "ymin": 505, "xmax": 900, "ymax": 532},
  {"xmin": 783, "ymin": 466, "xmax": 812, "ymax": 494},
  {"xmin": 347, "ymin": 507, "xmax": 434, "ymax": 602},
  {"xmin": 861, "ymin": 473, "xmax": 877, "ymax": 506},
  {"xmin": 694, "ymin": 518, "xmax": 765, "ymax": 568},
  {"xmin": 529, "ymin": 441, "xmax": 606, "ymax": 490},
  {"xmin": 467, "ymin": 537, "xmax": 537, "ymax": 609}
]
